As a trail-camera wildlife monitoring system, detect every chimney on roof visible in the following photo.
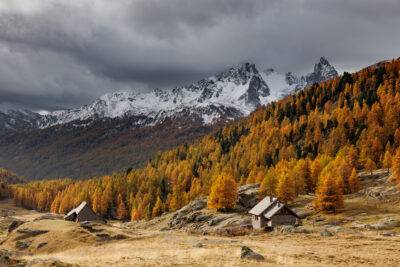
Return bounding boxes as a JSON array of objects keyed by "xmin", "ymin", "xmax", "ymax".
[
  {"xmin": 278, "ymin": 201, "xmax": 280, "ymax": 207},
  {"xmin": 270, "ymin": 195, "xmax": 272, "ymax": 202}
]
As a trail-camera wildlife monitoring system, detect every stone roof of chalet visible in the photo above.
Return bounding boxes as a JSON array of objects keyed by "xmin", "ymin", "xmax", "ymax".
[
  {"xmin": 248, "ymin": 196, "xmax": 277, "ymax": 215},
  {"xmin": 66, "ymin": 201, "xmax": 89, "ymax": 217},
  {"xmin": 248, "ymin": 196, "xmax": 299, "ymax": 219}
]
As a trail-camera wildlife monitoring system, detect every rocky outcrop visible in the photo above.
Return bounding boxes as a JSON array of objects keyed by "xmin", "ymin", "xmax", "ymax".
[
  {"xmin": 305, "ymin": 57, "xmax": 338, "ymax": 88},
  {"xmin": 236, "ymin": 183, "xmax": 260, "ymax": 212},
  {"xmin": 7, "ymin": 220, "xmax": 24, "ymax": 233},
  {"xmin": 167, "ymin": 184, "xmax": 259, "ymax": 233},
  {"xmin": 16, "ymin": 229, "xmax": 49, "ymax": 237}
]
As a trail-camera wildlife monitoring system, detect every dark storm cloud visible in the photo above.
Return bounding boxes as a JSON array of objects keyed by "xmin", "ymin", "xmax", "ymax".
[{"xmin": 0, "ymin": 0, "xmax": 399, "ymax": 111}]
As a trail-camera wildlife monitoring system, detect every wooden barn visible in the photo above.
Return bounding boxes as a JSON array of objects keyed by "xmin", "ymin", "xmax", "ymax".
[
  {"xmin": 64, "ymin": 201, "xmax": 100, "ymax": 222},
  {"xmin": 249, "ymin": 196, "xmax": 299, "ymax": 229}
]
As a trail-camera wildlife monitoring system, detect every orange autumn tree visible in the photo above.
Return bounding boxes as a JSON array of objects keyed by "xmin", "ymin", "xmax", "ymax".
[
  {"xmin": 391, "ymin": 148, "xmax": 400, "ymax": 187},
  {"xmin": 152, "ymin": 197, "xmax": 164, "ymax": 217},
  {"xmin": 348, "ymin": 168, "xmax": 360, "ymax": 193},
  {"xmin": 258, "ymin": 167, "xmax": 277, "ymax": 199},
  {"xmin": 276, "ymin": 168, "xmax": 295, "ymax": 204},
  {"xmin": 116, "ymin": 194, "xmax": 128, "ymax": 220},
  {"xmin": 207, "ymin": 173, "xmax": 238, "ymax": 211},
  {"xmin": 316, "ymin": 173, "xmax": 343, "ymax": 212},
  {"xmin": 364, "ymin": 158, "xmax": 376, "ymax": 175},
  {"xmin": 382, "ymin": 150, "xmax": 392, "ymax": 174}
]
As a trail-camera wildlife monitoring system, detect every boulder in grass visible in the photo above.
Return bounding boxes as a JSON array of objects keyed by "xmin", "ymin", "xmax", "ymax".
[
  {"xmin": 320, "ymin": 229, "xmax": 333, "ymax": 237},
  {"xmin": 381, "ymin": 231, "xmax": 397, "ymax": 237},
  {"xmin": 192, "ymin": 242, "xmax": 203, "ymax": 248},
  {"xmin": 240, "ymin": 246, "xmax": 264, "ymax": 261}
]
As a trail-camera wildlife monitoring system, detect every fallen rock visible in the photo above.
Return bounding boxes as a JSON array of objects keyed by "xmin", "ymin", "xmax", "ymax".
[
  {"xmin": 37, "ymin": 242, "xmax": 48, "ymax": 249},
  {"xmin": 110, "ymin": 234, "xmax": 127, "ymax": 241},
  {"xmin": 159, "ymin": 227, "xmax": 169, "ymax": 231},
  {"xmin": 351, "ymin": 223, "xmax": 370, "ymax": 229},
  {"xmin": 380, "ymin": 217, "xmax": 400, "ymax": 228},
  {"xmin": 315, "ymin": 217, "xmax": 325, "ymax": 222},
  {"xmin": 280, "ymin": 225, "xmax": 295, "ymax": 233},
  {"xmin": 96, "ymin": 233, "xmax": 110, "ymax": 239},
  {"xmin": 320, "ymin": 229, "xmax": 333, "ymax": 237},
  {"xmin": 7, "ymin": 220, "xmax": 24, "ymax": 233},
  {"xmin": 381, "ymin": 231, "xmax": 397, "ymax": 237},
  {"xmin": 33, "ymin": 213, "xmax": 64, "ymax": 221},
  {"xmin": 28, "ymin": 257, "xmax": 77, "ymax": 266},
  {"xmin": 192, "ymin": 242, "xmax": 203, "ymax": 248},
  {"xmin": 81, "ymin": 224, "xmax": 104, "ymax": 233},
  {"xmin": 294, "ymin": 228, "xmax": 311, "ymax": 234},
  {"xmin": 371, "ymin": 223, "xmax": 389, "ymax": 230},
  {"xmin": 16, "ymin": 240, "xmax": 32, "ymax": 249},
  {"xmin": 240, "ymin": 246, "xmax": 264, "ymax": 261},
  {"xmin": 16, "ymin": 229, "xmax": 49, "ymax": 236}
]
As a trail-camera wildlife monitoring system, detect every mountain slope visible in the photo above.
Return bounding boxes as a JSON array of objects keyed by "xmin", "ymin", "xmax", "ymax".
[
  {"xmin": 0, "ymin": 58, "xmax": 337, "ymax": 180},
  {"xmin": 8, "ymin": 57, "xmax": 400, "ymax": 221}
]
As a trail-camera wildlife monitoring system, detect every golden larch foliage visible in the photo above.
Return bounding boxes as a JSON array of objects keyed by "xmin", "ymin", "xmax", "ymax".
[
  {"xmin": 316, "ymin": 173, "xmax": 344, "ymax": 212},
  {"xmin": 207, "ymin": 173, "xmax": 238, "ymax": 210},
  {"xmin": 348, "ymin": 168, "xmax": 360, "ymax": 193},
  {"xmin": 276, "ymin": 169, "xmax": 295, "ymax": 204}
]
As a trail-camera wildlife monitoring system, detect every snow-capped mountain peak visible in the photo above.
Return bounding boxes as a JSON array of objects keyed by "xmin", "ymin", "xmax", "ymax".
[
  {"xmin": 1, "ymin": 58, "xmax": 338, "ymax": 132},
  {"xmin": 37, "ymin": 62, "xmax": 271, "ymax": 128},
  {"xmin": 261, "ymin": 57, "xmax": 338, "ymax": 100}
]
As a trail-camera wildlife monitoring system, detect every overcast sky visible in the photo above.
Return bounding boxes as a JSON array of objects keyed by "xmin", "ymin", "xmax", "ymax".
[{"xmin": 0, "ymin": 0, "xmax": 399, "ymax": 112}]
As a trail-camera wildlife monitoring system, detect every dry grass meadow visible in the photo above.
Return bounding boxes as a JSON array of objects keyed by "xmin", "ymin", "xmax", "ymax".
[{"xmin": 1, "ymin": 170, "xmax": 400, "ymax": 266}]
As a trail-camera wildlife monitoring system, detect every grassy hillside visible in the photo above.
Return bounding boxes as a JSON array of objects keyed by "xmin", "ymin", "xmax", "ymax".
[{"xmin": 10, "ymin": 57, "xmax": 400, "ymax": 221}]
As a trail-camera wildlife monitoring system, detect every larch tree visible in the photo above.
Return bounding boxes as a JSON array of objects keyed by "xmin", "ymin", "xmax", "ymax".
[
  {"xmin": 258, "ymin": 168, "xmax": 277, "ymax": 199},
  {"xmin": 391, "ymin": 148, "xmax": 400, "ymax": 186},
  {"xmin": 92, "ymin": 188, "xmax": 102, "ymax": 215},
  {"xmin": 116, "ymin": 194, "xmax": 128, "ymax": 220},
  {"xmin": 336, "ymin": 176, "xmax": 346, "ymax": 195},
  {"xmin": 310, "ymin": 159, "xmax": 322, "ymax": 189},
  {"xmin": 207, "ymin": 173, "xmax": 238, "ymax": 211},
  {"xmin": 152, "ymin": 197, "xmax": 164, "ymax": 217},
  {"xmin": 316, "ymin": 173, "xmax": 344, "ymax": 212},
  {"xmin": 348, "ymin": 168, "xmax": 360, "ymax": 193},
  {"xmin": 364, "ymin": 158, "xmax": 376, "ymax": 175},
  {"xmin": 382, "ymin": 150, "xmax": 392, "ymax": 174},
  {"xmin": 50, "ymin": 192, "xmax": 61, "ymax": 213},
  {"xmin": 276, "ymin": 169, "xmax": 295, "ymax": 204}
]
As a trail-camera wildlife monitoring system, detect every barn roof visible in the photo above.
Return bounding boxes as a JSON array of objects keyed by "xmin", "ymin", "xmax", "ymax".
[
  {"xmin": 248, "ymin": 196, "xmax": 277, "ymax": 215},
  {"xmin": 66, "ymin": 201, "xmax": 89, "ymax": 217},
  {"xmin": 249, "ymin": 196, "xmax": 300, "ymax": 219}
]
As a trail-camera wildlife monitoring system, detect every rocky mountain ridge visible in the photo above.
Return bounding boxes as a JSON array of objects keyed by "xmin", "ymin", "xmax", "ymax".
[{"xmin": 1, "ymin": 58, "xmax": 337, "ymax": 133}]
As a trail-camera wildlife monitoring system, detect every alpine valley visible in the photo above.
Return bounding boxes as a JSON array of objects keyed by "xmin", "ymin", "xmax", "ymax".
[{"xmin": 0, "ymin": 57, "xmax": 337, "ymax": 180}]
